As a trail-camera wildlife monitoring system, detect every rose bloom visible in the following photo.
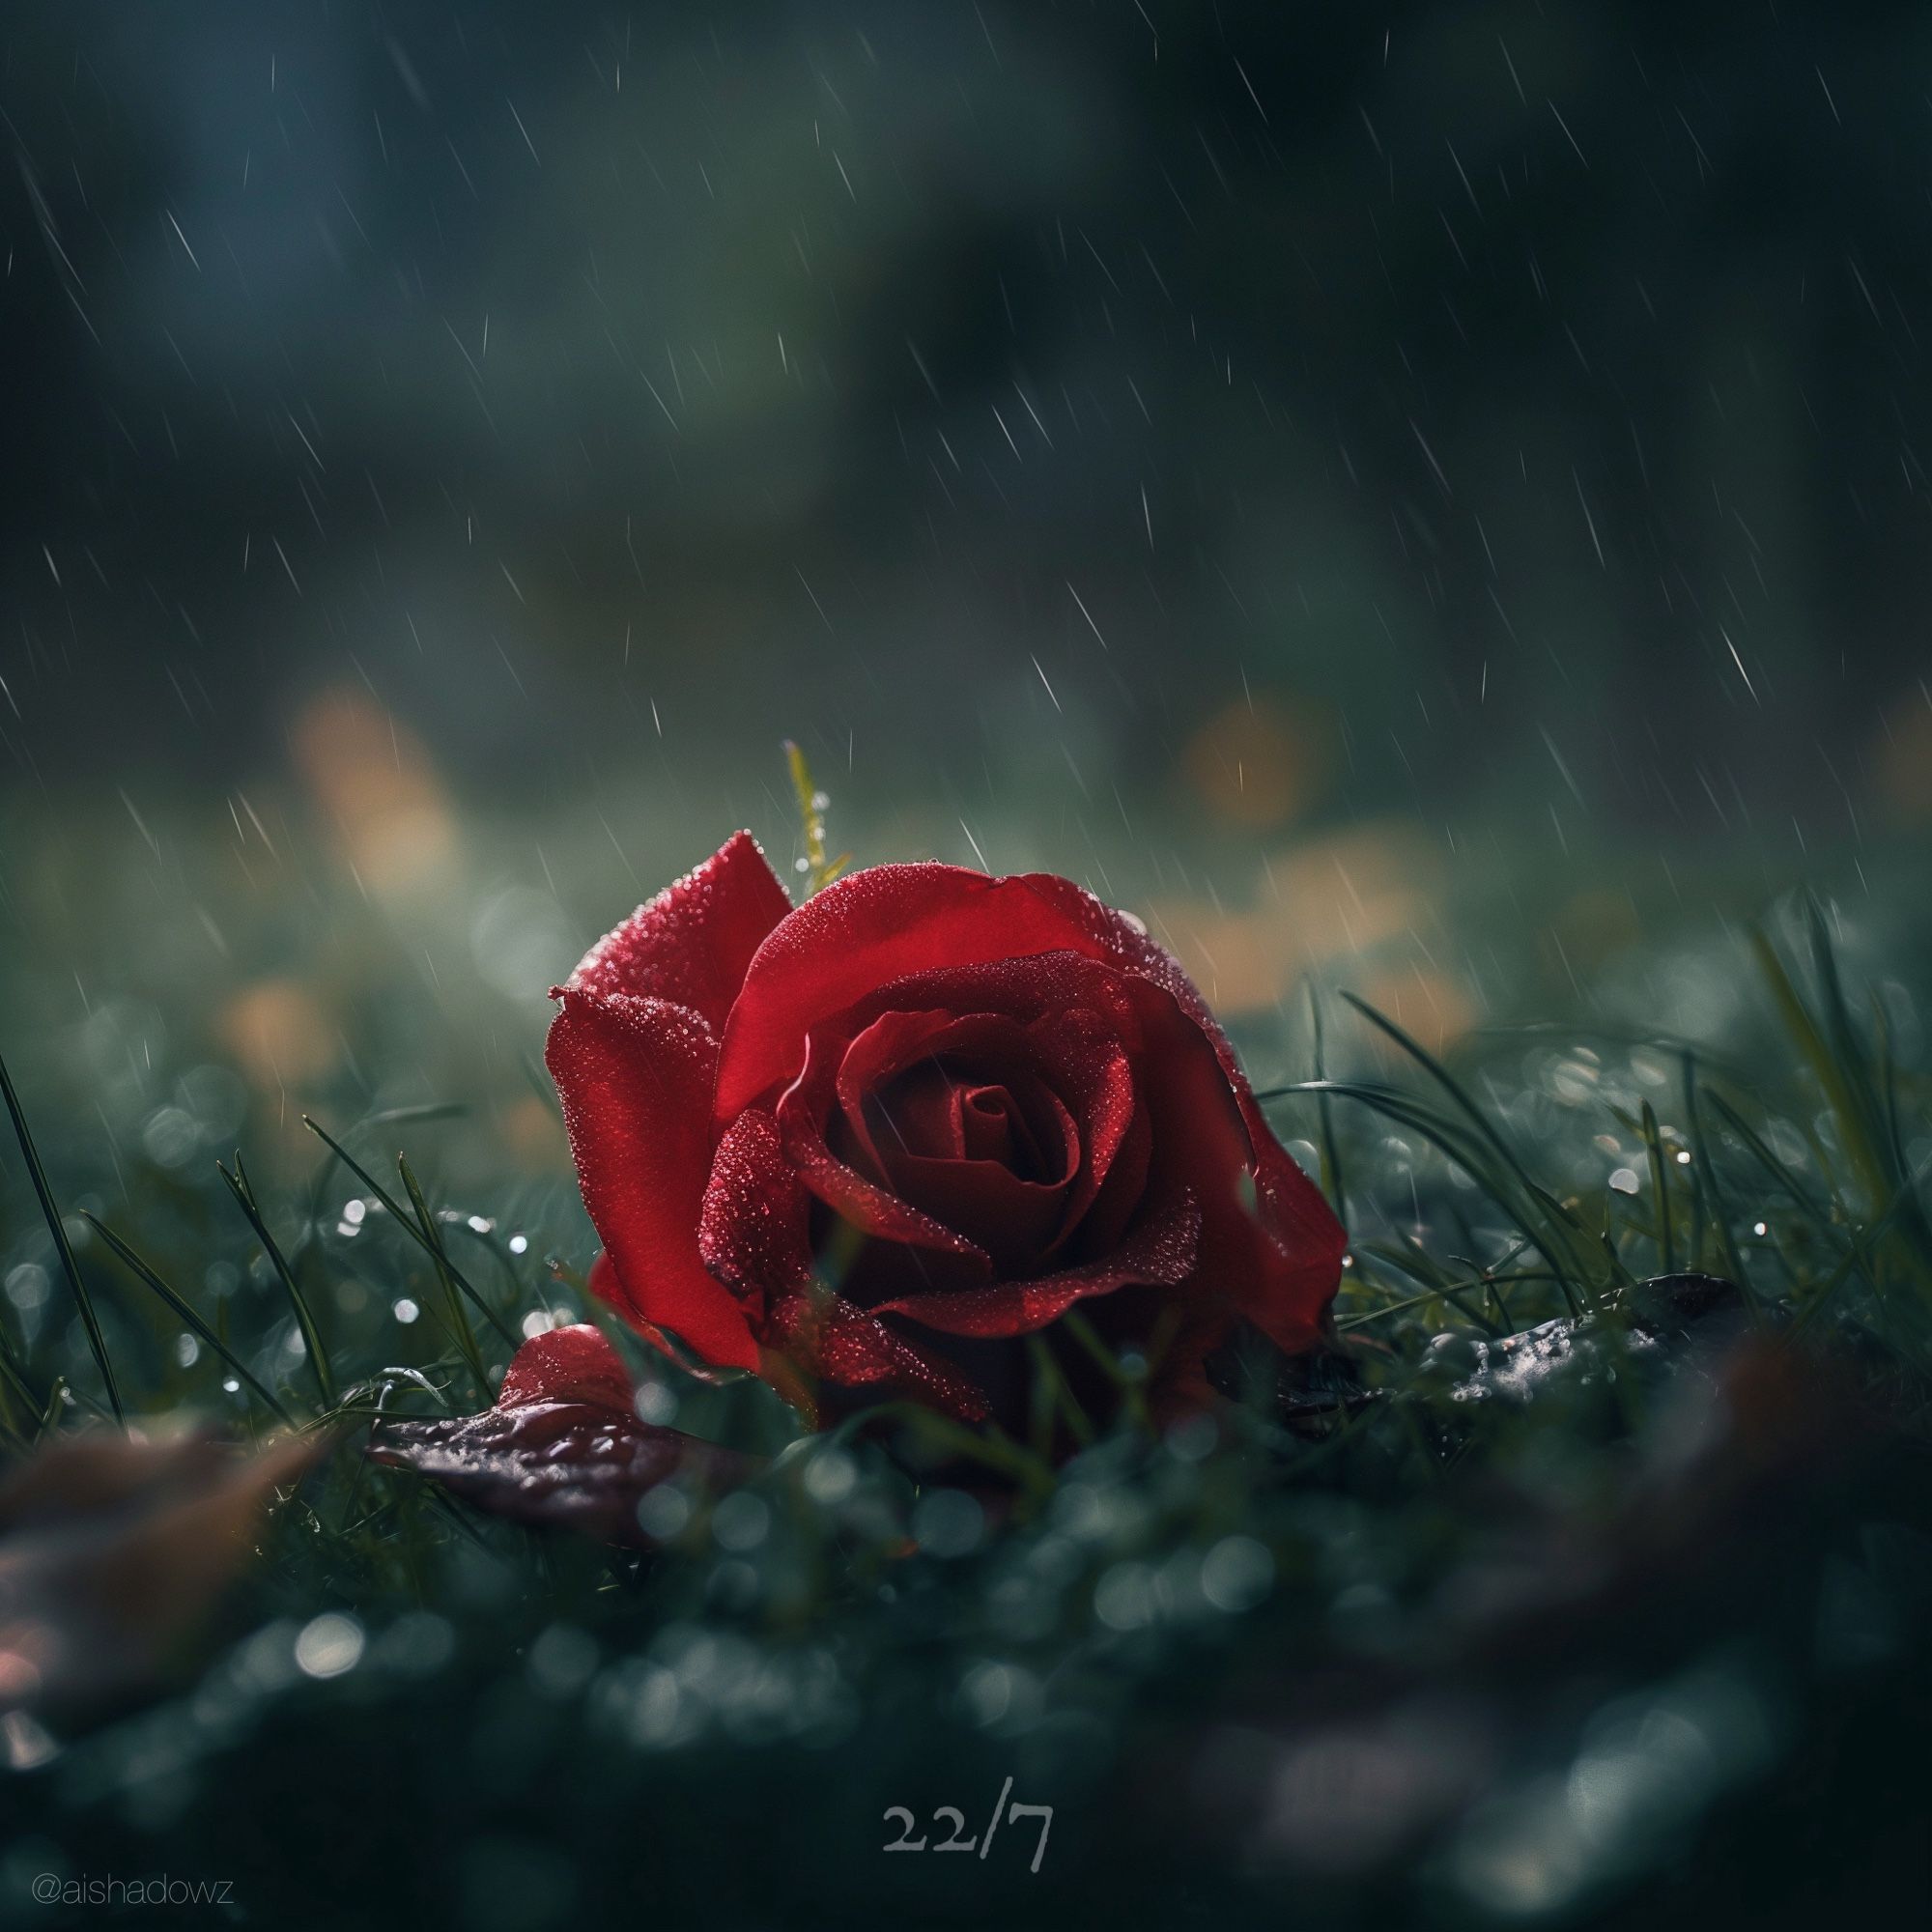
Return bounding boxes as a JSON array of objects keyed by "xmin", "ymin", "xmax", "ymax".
[{"xmin": 546, "ymin": 834, "xmax": 1345, "ymax": 1431}]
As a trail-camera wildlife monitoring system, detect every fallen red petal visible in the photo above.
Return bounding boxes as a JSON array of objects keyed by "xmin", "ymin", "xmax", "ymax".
[
  {"xmin": 370, "ymin": 1326, "xmax": 755, "ymax": 1548},
  {"xmin": 497, "ymin": 1321, "xmax": 638, "ymax": 1409}
]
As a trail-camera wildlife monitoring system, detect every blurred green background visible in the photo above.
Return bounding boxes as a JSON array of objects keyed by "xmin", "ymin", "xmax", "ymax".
[{"xmin": 3, "ymin": 0, "xmax": 1930, "ymax": 1185}]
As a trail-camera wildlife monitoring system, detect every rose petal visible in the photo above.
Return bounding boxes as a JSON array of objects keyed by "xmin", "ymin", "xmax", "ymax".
[
  {"xmin": 697, "ymin": 1110, "xmax": 815, "ymax": 1298},
  {"xmin": 882, "ymin": 1148, "xmax": 1069, "ymax": 1272},
  {"xmin": 564, "ymin": 831, "xmax": 792, "ymax": 1033},
  {"xmin": 716, "ymin": 864, "xmax": 1114, "ymax": 1119},
  {"xmin": 545, "ymin": 988, "xmax": 760, "ymax": 1370},
  {"xmin": 837, "ymin": 1011, "xmax": 1076, "ymax": 1181},
  {"xmin": 717, "ymin": 861, "xmax": 1342, "ymax": 1347},
  {"xmin": 692, "ymin": 1113, "xmax": 987, "ymax": 1417},
  {"xmin": 828, "ymin": 1007, "xmax": 966, "ymax": 1176},
  {"xmin": 1109, "ymin": 979, "xmax": 1332, "ymax": 1355},
  {"xmin": 763, "ymin": 1288, "xmax": 990, "ymax": 1422},
  {"xmin": 777, "ymin": 1033, "xmax": 990, "ymax": 1267},
  {"xmin": 843, "ymin": 952, "xmax": 1148, "ymax": 1042},
  {"xmin": 739, "ymin": 868, "xmax": 1341, "ymax": 1350},
  {"xmin": 827, "ymin": 999, "xmax": 1133, "ymax": 1261},
  {"xmin": 874, "ymin": 1197, "xmax": 1201, "ymax": 1338},
  {"xmin": 1013, "ymin": 872, "xmax": 1349, "ymax": 1337},
  {"xmin": 834, "ymin": 1012, "xmax": 1081, "ymax": 1267},
  {"xmin": 952, "ymin": 1082, "xmax": 1025, "ymax": 1165}
]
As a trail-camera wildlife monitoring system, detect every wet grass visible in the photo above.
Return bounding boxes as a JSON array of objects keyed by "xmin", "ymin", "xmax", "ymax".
[{"xmin": 1, "ymin": 893, "xmax": 1929, "ymax": 1929}]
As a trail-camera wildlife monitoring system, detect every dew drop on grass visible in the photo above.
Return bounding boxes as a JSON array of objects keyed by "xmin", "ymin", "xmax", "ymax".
[
  {"xmin": 1201, "ymin": 1535, "xmax": 1274, "ymax": 1613},
  {"xmin": 635, "ymin": 1381, "xmax": 677, "ymax": 1425},
  {"xmin": 912, "ymin": 1489, "xmax": 984, "ymax": 1559},
  {"xmin": 712, "ymin": 1492, "xmax": 770, "ymax": 1551},
  {"xmin": 637, "ymin": 1485, "xmax": 690, "ymax": 1541}
]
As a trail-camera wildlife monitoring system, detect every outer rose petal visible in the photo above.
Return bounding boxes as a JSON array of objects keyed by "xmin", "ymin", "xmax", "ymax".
[
  {"xmin": 716, "ymin": 865, "xmax": 1111, "ymax": 1119},
  {"xmin": 1017, "ymin": 874, "xmax": 1348, "ymax": 1347},
  {"xmin": 564, "ymin": 831, "xmax": 792, "ymax": 1034},
  {"xmin": 544, "ymin": 988, "xmax": 760, "ymax": 1371},
  {"xmin": 1087, "ymin": 972, "xmax": 1336, "ymax": 1357}
]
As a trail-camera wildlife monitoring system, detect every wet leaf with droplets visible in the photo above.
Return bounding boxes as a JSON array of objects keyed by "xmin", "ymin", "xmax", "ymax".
[{"xmin": 367, "ymin": 1324, "xmax": 758, "ymax": 1548}]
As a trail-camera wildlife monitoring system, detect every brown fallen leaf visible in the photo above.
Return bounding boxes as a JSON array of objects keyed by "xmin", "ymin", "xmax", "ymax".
[
  {"xmin": 367, "ymin": 1323, "xmax": 758, "ymax": 1548},
  {"xmin": 0, "ymin": 1426, "xmax": 323, "ymax": 1723}
]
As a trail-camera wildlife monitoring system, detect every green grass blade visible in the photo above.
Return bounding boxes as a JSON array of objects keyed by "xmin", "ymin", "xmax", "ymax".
[
  {"xmin": 522, "ymin": 1051, "xmax": 563, "ymax": 1121},
  {"xmin": 397, "ymin": 1153, "xmax": 492, "ymax": 1394},
  {"xmin": 36, "ymin": 1375, "xmax": 70, "ymax": 1439},
  {"xmin": 1676, "ymin": 1055, "xmax": 1710, "ymax": 1271},
  {"xmin": 1639, "ymin": 1100, "xmax": 1675, "ymax": 1276},
  {"xmin": 1059, "ymin": 1307, "xmax": 1150, "ymax": 1431},
  {"xmin": 1025, "ymin": 1332, "xmax": 1096, "ymax": 1450},
  {"xmin": 1800, "ymin": 896, "xmax": 1896, "ymax": 1180},
  {"xmin": 0, "ymin": 1053, "xmax": 121, "ymax": 1422},
  {"xmin": 1337, "ymin": 1270, "xmax": 1569, "ymax": 1332},
  {"xmin": 1752, "ymin": 911, "xmax": 1930, "ymax": 1286},
  {"xmin": 782, "ymin": 739, "xmax": 850, "ymax": 895},
  {"xmin": 1338, "ymin": 992, "xmax": 1606, "ymax": 1291},
  {"xmin": 0, "ymin": 1308, "xmax": 42, "ymax": 1436},
  {"xmin": 1680, "ymin": 1053, "xmax": 1755, "ymax": 1309},
  {"xmin": 218, "ymin": 1152, "xmax": 335, "ymax": 1406},
  {"xmin": 1268, "ymin": 1079, "xmax": 1545, "ymax": 1261},
  {"xmin": 1704, "ymin": 1092, "xmax": 1847, "ymax": 1248},
  {"xmin": 82, "ymin": 1211, "xmax": 296, "ymax": 1425},
  {"xmin": 302, "ymin": 1116, "xmax": 520, "ymax": 1350},
  {"xmin": 1306, "ymin": 982, "xmax": 1348, "ymax": 1228}
]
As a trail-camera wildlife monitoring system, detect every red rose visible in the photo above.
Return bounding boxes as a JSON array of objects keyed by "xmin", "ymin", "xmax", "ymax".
[{"xmin": 545, "ymin": 834, "xmax": 1345, "ymax": 1429}]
